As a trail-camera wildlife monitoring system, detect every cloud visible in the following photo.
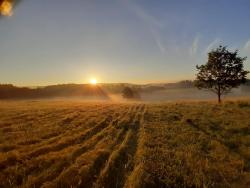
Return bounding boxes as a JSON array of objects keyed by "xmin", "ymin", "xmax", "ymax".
[
  {"xmin": 149, "ymin": 26, "xmax": 166, "ymax": 53},
  {"xmin": 123, "ymin": 0, "xmax": 166, "ymax": 54},
  {"xmin": 244, "ymin": 40, "xmax": 250, "ymax": 51},
  {"xmin": 127, "ymin": 1, "xmax": 164, "ymax": 28},
  {"xmin": 189, "ymin": 36, "xmax": 199, "ymax": 56},
  {"xmin": 204, "ymin": 38, "xmax": 221, "ymax": 54}
]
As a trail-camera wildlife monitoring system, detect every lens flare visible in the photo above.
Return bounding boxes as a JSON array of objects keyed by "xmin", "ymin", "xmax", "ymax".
[{"xmin": 0, "ymin": 0, "xmax": 13, "ymax": 16}]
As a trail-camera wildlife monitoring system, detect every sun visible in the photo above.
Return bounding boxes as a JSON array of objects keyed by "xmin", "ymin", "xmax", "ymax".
[{"xmin": 90, "ymin": 78, "xmax": 97, "ymax": 85}]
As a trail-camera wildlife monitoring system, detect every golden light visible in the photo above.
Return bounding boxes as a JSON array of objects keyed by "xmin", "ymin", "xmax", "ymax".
[
  {"xmin": 0, "ymin": 0, "xmax": 13, "ymax": 17},
  {"xmin": 90, "ymin": 78, "xmax": 97, "ymax": 85}
]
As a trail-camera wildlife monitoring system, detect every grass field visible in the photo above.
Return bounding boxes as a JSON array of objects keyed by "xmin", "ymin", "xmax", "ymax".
[{"xmin": 0, "ymin": 100, "xmax": 250, "ymax": 187}]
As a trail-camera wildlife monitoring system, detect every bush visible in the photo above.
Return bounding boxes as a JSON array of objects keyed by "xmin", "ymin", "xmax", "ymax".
[{"xmin": 122, "ymin": 87, "xmax": 140, "ymax": 99}]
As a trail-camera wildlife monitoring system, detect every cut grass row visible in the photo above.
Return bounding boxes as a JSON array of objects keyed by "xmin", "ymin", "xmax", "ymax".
[
  {"xmin": 1, "ymin": 102, "xmax": 146, "ymax": 187},
  {"xmin": 1, "ymin": 101, "xmax": 250, "ymax": 187}
]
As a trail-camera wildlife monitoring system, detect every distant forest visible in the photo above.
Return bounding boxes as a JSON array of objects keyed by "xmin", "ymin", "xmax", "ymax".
[{"xmin": 0, "ymin": 80, "xmax": 249, "ymax": 99}]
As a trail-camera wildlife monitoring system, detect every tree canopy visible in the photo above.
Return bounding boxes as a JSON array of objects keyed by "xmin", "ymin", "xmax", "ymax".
[{"xmin": 195, "ymin": 45, "xmax": 249, "ymax": 103}]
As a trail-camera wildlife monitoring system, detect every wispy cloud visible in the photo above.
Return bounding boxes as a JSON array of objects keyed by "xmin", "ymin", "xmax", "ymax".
[
  {"xmin": 244, "ymin": 40, "xmax": 250, "ymax": 51},
  {"xmin": 123, "ymin": 0, "xmax": 166, "ymax": 54},
  {"xmin": 203, "ymin": 38, "xmax": 221, "ymax": 54},
  {"xmin": 149, "ymin": 26, "xmax": 166, "ymax": 53},
  {"xmin": 189, "ymin": 36, "xmax": 199, "ymax": 56},
  {"xmin": 124, "ymin": 0, "xmax": 163, "ymax": 28}
]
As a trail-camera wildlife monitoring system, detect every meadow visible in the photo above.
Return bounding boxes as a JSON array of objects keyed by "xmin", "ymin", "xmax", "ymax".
[{"xmin": 0, "ymin": 100, "xmax": 250, "ymax": 187}]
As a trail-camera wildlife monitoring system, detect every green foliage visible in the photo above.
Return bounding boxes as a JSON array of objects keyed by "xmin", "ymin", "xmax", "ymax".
[{"xmin": 195, "ymin": 45, "xmax": 249, "ymax": 103}]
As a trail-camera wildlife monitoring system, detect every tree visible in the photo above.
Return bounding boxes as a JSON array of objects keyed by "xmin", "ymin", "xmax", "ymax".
[
  {"xmin": 195, "ymin": 45, "xmax": 249, "ymax": 103},
  {"xmin": 122, "ymin": 86, "xmax": 140, "ymax": 99}
]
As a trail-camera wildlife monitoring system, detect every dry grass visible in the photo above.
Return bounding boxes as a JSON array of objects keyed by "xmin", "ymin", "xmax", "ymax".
[{"xmin": 0, "ymin": 100, "xmax": 250, "ymax": 187}]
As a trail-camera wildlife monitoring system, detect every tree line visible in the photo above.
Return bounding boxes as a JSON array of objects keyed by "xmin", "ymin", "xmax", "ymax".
[{"xmin": 0, "ymin": 84, "xmax": 109, "ymax": 99}]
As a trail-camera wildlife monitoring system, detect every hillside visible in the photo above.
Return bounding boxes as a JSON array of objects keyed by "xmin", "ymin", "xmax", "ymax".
[
  {"xmin": 0, "ymin": 80, "xmax": 249, "ymax": 100},
  {"xmin": 0, "ymin": 84, "xmax": 109, "ymax": 100}
]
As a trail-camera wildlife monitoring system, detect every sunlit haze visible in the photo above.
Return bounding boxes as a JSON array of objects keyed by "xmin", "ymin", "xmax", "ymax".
[
  {"xmin": 1, "ymin": 1, "xmax": 250, "ymax": 187},
  {"xmin": 0, "ymin": 0, "xmax": 250, "ymax": 86}
]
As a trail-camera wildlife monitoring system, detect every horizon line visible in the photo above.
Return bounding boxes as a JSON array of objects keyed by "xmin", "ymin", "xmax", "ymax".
[{"xmin": 1, "ymin": 79, "xmax": 196, "ymax": 88}]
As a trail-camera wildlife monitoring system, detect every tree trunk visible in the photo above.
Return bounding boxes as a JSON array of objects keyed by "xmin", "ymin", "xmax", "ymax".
[{"xmin": 218, "ymin": 85, "xmax": 221, "ymax": 103}]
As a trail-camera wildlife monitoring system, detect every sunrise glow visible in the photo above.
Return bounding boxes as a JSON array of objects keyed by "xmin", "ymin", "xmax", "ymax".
[{"xmin": 90, "ymin": 78, "xmax": 97, "ymax": 85}]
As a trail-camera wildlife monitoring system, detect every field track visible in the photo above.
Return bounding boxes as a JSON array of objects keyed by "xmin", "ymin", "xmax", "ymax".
[
  {"xmin": 0, "ymin": 101, "xmax": 250, "ymax": 187},
  {"xmin": 0, "ymin": 102, "xmax": 147, "ymax": 187}
]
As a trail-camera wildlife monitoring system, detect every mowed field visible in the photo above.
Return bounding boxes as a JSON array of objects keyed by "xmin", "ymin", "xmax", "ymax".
[{"xmin": 0, "ymin": 100, "xmax": 250, "ymax": 188}]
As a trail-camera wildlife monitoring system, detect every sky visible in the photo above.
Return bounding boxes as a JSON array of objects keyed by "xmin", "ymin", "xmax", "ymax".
[{"xmin": 0, "ymin": 0, "xmax": 250, "ymax": 86}]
